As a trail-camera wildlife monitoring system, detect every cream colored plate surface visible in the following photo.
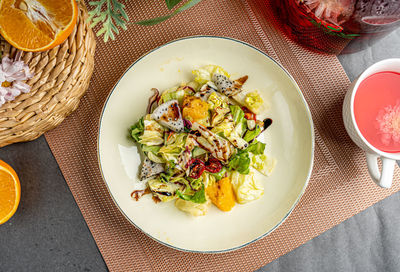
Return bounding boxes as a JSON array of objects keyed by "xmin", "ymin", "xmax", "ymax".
[{"xmin": 98, "ymin": 36, "xmax": 314, "ymax": 253}]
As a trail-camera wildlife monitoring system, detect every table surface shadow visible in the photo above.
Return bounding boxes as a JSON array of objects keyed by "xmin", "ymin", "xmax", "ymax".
[{"xmin": 0, "ymin": 29, "xmax": 399, "ymax": 272}]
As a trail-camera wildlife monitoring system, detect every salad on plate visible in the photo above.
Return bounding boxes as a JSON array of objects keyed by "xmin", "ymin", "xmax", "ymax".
[{"xmin": 128, "ymin": 65, "xmax": 276, "ymax": 216}]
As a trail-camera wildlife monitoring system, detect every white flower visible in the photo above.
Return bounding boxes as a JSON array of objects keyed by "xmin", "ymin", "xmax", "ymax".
[
  {"xmin": 376, "ymin": 101, "xmax": 400, "ymax": 145},
  {"xmin": 0, "ymin": 55, "xmax": 33, "ymax": 107}
]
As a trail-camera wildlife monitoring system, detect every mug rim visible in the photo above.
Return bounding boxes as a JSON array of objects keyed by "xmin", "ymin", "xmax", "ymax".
[{"xmin": 350, "ymin": 58, "xmax": 400, "ymax": 160}]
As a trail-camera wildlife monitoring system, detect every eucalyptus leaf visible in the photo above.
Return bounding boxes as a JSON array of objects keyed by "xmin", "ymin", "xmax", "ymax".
[
  {"xmin": 175, "ymin": 0, "xmax": 203, "ymax": 12},
  {"xmin": 135, "ymin": 14, "xmax": 174, "ymax": 26},
  {"xmin": 135, "ymin": 0, "xmax": 203, "ymax": 26},
  {"xmin": 166, "ymin": 0, "xmax": 182, "ymax": 10}
]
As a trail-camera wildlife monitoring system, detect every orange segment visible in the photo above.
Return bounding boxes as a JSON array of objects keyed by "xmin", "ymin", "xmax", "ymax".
[
  {"xmin": 206, "ymin": 177, "xmax": 235, "ymax": 212},
  {"xmin": 0, "ymin": 160, "xmax": 21, "ymax": 225},
  {"xmin": 0, "ymin": 0, "xmax": 78, "ymax": 52},
  {"xmin": 182, "ymin": 96, "xmax": 209, "ymax": 122}
]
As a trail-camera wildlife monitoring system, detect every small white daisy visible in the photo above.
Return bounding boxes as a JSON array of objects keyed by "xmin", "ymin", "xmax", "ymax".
[{"xmin": 0, "ymin": 53, "xmax": 34, "ymax": 107}]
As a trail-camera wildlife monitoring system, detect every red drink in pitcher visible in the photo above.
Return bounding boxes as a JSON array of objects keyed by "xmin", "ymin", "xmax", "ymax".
[
  {"xmin": 275, "ymin": 0, "xmax": 400, "ymax": 54},
  {"xmin": 354, "ymin": 71, "xmax": 400, "ymax": 153}
]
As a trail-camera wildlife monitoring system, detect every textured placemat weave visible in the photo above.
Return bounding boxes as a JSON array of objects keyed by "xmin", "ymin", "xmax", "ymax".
[
  {"xmin": 45, "ymin": 0, "xmax": 400, "ymax": 271},
  {"xmin": 0, "ymin": 1, "xmax": 95, "ymax": 147}
]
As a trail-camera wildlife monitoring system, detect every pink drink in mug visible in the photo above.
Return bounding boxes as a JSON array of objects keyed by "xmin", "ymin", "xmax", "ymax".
[
  {"xmin": 343, "ymin": 59, "xmax": 400, "ymax": 188},
  {"xmin": 354, "ymin": 71, "xmax": 400, "ymax": 152}
]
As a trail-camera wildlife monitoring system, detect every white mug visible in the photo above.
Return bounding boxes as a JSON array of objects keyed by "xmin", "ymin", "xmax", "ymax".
[{"xmin": 343, "ymin": 58, "xmax": 400, "ymax": 188}]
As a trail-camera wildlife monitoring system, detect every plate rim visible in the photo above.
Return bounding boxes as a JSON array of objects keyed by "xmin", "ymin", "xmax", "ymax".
[{"xmin": 97, "ymin": 35, "xmax": 315, "ymax": 254}]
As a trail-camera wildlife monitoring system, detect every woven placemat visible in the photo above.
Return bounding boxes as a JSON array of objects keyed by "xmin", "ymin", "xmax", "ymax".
[
  {"xmin": 45, "ymin": 0, "xmax": 400, "ymax": 271},
  {"xmin": 0, "ymin": 1, "xmax": 95, "ymax": 147}
]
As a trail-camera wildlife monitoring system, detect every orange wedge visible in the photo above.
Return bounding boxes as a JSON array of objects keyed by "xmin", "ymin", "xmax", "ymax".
[
  {"xmin": 0, "ymin": 0, "xmax": 78, "ymax": 52},
  {"xmin": 0, "ymin": 160, "xmax": 21, "ymax": 225}
]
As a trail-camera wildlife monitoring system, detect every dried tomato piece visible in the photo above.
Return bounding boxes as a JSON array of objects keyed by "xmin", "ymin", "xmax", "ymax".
[
  {"xmin": 242, "ymin": 106, "xmax": 256, "ymax": 121},
  {"xmin": 244, "ymin": 112, "xmax": 256, "ymax": 121},
  {"xmin": 187, "ymin": 158, "xmax": 205, "ymax": 179},
  {"xmin": 205, "ymin": 157, "xmax": 222, "ymax": 173}
]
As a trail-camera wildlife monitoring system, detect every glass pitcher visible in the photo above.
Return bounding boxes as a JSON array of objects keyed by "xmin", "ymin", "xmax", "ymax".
[{"xmin": 275, "ymin": 0, "xmax": 400, "ymax": 54}]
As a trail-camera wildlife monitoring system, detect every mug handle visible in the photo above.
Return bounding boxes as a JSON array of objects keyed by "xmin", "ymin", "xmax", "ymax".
[{"xmin": 366, "ymin": 153, "xmax": 396, "ymax": 188}]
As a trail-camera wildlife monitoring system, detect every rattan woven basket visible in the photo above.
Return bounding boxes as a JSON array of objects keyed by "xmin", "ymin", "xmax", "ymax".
[{"xmin": 0, "ymin": 2, "xmax": 95, "ymax": 147}]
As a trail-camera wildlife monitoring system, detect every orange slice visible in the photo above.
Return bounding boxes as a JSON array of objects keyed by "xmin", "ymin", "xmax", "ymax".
[
  {"xmin": 0, "ymin": 0, "xmax": 78, "ymax": 52},
  {"xmin": 0, "ymin": 160, "xmax": 21, "ymax": 225}
]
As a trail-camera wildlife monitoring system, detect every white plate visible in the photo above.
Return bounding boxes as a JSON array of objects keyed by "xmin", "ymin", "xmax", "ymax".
[{"xmin": 98, "ymin": 36, "xmax": 314, "ymax": 253}]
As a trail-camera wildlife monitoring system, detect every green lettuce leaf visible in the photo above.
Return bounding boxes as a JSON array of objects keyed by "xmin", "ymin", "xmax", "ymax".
[
  {"xmin": 142, "ymin": 145, "xmax": 164, "ymax": 163},
  {"xmin": 138, "ymin": 119, "xmax": 164, "ymax": 146},
  {"xmin": 147, "ymin": 152, "xmax": 165, "ymax": 163},
  {"xmin": 230, "ymin": 105, "xmax": 247, "ymax": 136},
  {"xmin": 245, "ymin": 140, "xmax": 266, "ymax": 155},
  {"xmin": 230, "ymin": 170, "xmax": 264, "ymax": 204},
  {"xmin": 192, "ymin": 65, "xmax": 230, "ymax": 85},
  {"xmin": 139, "ymin": 131, "xmax": 164, "ymax": 146},
  {"xmin": 159, "ymin": 133, "xmax": 187, "ymax": 162},
  {"xmin": 189, "ymin": 177, "xmax": 203, "ymax": 190},
  {"xmin": 209, "ymin": 166, "xmax": 227, "ymax": 181},
  {"xmin": 161, "ymin": 87, "xmax": 186, "ymax": 104},
  {"xmin": 230, "ymin": 105, "xmax": 244, "ymax": 124},
  {"xmin": 243, "ymin": 125, "xmax": 261, "ymax": 142},
  {"xmin": 207, "ymin": 92, "xmax": 228, "ymax": 110},
  {"xmin": 192, "ymin": 146, "xmax": 207, "ymax": 157},
  {"xmin": 129, "ymin": 117, "xmax": 144, "ymax": 142},
  {"xmin": 160, "ymin": 161, "xmax": 175, "ymax": 183},
  {"xmin": 148, "ymin": 179, "xmax": 181, "ymax": 202},
  {"xmin": 142, "ymin": 145, "xmax": 161, "ymax": 154},
  {"xmin": 251, "ymin": 154, "xmax": 277, "ymax": 177},
  {"xmin": 244, "ymin": 91, "xmax": 264, "ymax": 114},
  {"xmin": 228, "ymin": 151, "xmax": 250, "ymax": 175},
  {"xmin": 176, "ymin": 184, "xmax": 206, "ymax": 204},
  {"xmin": 211, "ymin": 118, "xmax": 234, "ymax": 136}
]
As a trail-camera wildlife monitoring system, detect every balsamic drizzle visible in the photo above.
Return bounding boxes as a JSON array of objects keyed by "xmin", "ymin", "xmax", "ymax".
[{"xmin": 263, "ymin": 118, "xmax": 273, "ymax": 130}]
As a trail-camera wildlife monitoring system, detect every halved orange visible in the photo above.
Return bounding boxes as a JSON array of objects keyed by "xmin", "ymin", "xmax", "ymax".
[
  {"xmin": 0, "ymin": 160, "xmax": 21, "ymax": 225},
  {"xmin": 0, "ymin": 0, "xmax": 78, "ymax": 52}
]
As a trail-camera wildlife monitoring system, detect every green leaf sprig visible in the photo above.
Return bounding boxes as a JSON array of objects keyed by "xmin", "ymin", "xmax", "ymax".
[
  {"xmin": 136, "ymin": 0, "xmax": 203, "ymax": 26},
  {"xmin": 88, "ymin": 0, "xmax": 204, "ymax": 41},
  {"xmin": 88, "ymin": 0, "xmax": 129, "ymax": 42}
]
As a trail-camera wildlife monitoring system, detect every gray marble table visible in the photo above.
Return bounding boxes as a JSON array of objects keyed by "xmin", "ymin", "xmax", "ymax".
[{"xmin": 0, "ymin": 29, "xmax": 399, "ymax": 272}]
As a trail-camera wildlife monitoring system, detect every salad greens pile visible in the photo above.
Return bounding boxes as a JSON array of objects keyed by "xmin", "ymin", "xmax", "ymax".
[{"xmin": 129, "ymin": 65, "xmax": 276, "ymax": 216}]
